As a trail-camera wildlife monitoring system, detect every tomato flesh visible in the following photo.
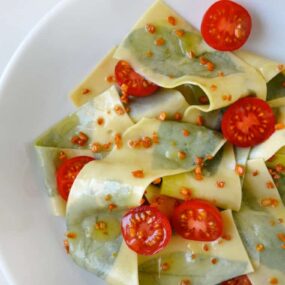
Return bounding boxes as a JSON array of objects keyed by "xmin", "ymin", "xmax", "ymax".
[
  {"xmin": 201, "ymin": 0, "xmax": 252, "ymax": 51},
  {"xmin": 221, "ymin": 275, "xmax": 252, "ymax": 285},
  {"xmin": 221, "ymin": 97, "xmax": 275, "ymax": 147},
  {"xmin": 56, "ymin": 156, "xmax": 94, "ymax": 201},
  {"xmin": 121, "ymin": 205, "xmax": 172, "ymax": 255},
  {"xmin": 172, "ymin": 199, "xmax": 223, "ymax": 241},
  {"xmin": 115, "ymin": 60, "xmax": 159, "ymax": 97}
]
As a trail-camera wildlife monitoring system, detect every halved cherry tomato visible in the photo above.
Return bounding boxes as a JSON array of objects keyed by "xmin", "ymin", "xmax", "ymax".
[
  {"xmin": 56, "ymin": 156, "xmax": 94, "ymax": 201},
  {"xmin": 221, "ymin": 275, "xmax": 252, "ymax": 285},
  {"xmin": 201, "ymin": 0, "xmax": 252, "ymax": 51},
  {"xmin": 115, "ymin": 60, "xmax": 159, "ymax": 97},
  {"xmin": 172, "ymin": 199, "xmax": 223, "ymax": 241},
  {"xmin": 121, "ymin": 205, "xmax": 172, "ymax": 255},
  {"xmin": 221, "ymin": 97, "xmax": 275, "ymax": 147}
]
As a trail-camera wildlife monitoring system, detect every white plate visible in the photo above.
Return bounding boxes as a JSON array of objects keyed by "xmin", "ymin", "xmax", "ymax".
[{"xmin": 0, "ymin": 0, "xmax": 285, "ymax": 284}]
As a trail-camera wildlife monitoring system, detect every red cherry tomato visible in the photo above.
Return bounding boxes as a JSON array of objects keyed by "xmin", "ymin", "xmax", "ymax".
[
  {"xmin": 56, "ymin": 156, "xmax": 94, "ymax": 201},
  {"xmin": 115, "ymin": 60, "xmax": 159, "ymax": 97},
  {"xmin": 172, "ymin": 199, "xmax": 223, "ymax": 241},
  {"xmin": 221, "ymin": 275, "xmax": 252, "ymax": 285},
  {"xmin": 201, "ymin": 0, "xmax": 252, "ymax": 51},
  {"xmin": 221, "ymin": 97, "xmax": 275, "ymax": 147},
  {"xmin": 121, "ymin": 205, "xmax": 172, "ymax": 255}
]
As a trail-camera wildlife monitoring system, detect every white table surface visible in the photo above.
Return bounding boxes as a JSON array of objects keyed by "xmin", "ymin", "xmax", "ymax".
[
  {"xmin": 0, "ymin": 1, "xmax": 60, "ymax": 283},
  {"xmin": 0, "ymin": 0, "xmax": 60, "ymax": 78}
]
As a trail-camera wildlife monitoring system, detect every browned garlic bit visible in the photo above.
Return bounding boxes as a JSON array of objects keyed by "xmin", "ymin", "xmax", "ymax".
[
  {"xmin": 155, "ymin": 37, "xmax": 165, "ymax": 46},
  {"xmin": 114, "ymin": 133, "xmax": 122, "ymax": 149},
  {"xmin": 235, "ymin": 164, "xmax": 245, "ymax": 176},
  {"xmin": 97, "ymin": 117, "xmax": 105, "ymax": 126},
  {"xmin": 261, "ymin": 198, "xmax": 279, "ymax": 208},
  {"xmin": 66, "ymin": 232, "xmax": 77, "ymax": 239},
  {"xmin": 145, "ymin": 23, "xmax": 156, "ymax": 34},
  {"xmin": 82, "ymin": 88, "xmax": 91, "ymax": 95},
  {"xmin": 256, "ymin": 243, "xmax": 265, "ymax": 252},
  {"xmin": 175, "ymin": 29, "xmax": 185, "ymax": 37},
  {"xmin": 269, "ymin": 277, "xmax": 279, "ymax": 284},
  {"xmin": 175, "ymin": 112, "xmax": 183, "ymax": 121},
  {"xmin": 216, "ymin": 180, "xmax": 225, "ymax": 188},
  {"xmin": 161, "ymin": 262, "xmax": 170, "ymax": 271},
  {"xmin": 180, "ymin": 279, "xmax": 191, "ymax": 285},
  {"xmin": 132, "ymin": 170, "xmax": 144, "ymax": 178},
  {"xmin": 180, "ymin": 187, "xmax": 192, "ymax": 200},
  {"xmin": 178, "ymin": 151, "xmax": 187, "ymax": 160},
  {"xmin": 196, "ymin": 115, "xmax": 203, "ymax": 126},
  {"xmin": 71, "ymin": 132, "xmax": 89, "ymax": 146},
  {"xmin": 105, "ymin": 75, "xmax": 115, "ymax": 83},
  {"xmin": 158, "ymin": 112, "xmax": 167, "ymax": 121},
  {"xmin": 167, "ymin": 15, "xmax": 176, "ymax": 26},
  {"xmin": 114, "ymin": 105, "xmax": 125, "ymax": 115},
  {"xmin": 152, "ymin": 177, "xmax": 162, "ymax": 185},
  {"xmin": 59, "ymin": 151, "xmax": 67, "ymax": 160},
  {"xmin": 108, "ymin": 203, "xmax": 117, "ymax": 211},
  {"xmin": 63, "ymin": 239, "xmax": 70, "ymax": 254}
]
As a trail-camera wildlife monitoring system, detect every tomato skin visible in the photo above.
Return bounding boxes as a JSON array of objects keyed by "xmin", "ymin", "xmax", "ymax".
[
  {"xmin": 221, "ymin": 97, "xmax": 275, "ymax": 147},
  {"xmin": 172, "ymin": 199, "xmax": 223, "ymax": 242},
  {"xmin": 56, "ymin": 156, "xmax": 94, "ymax": 201},
  {"xmin": 201, "ymin": 0, "xmax": 252, "ymax": 51},
  {"xmin": 121, "ymin": 205, "xmax": 172, "ymax": 255},
  {"xmin": 221, "ymin": 275, "xmax": 252, "ymax": 285},
  {"xmin": 115, "ymin": 60, "xmax": 159, "ymax": 97}
]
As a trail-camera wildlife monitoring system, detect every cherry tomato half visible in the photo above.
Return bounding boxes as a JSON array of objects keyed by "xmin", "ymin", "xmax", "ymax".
[
  {"xmin": 121, "ymin": 205, "xmax": 172, "ymax": 255},
  {"xmin": 115, "ymin": 60, "xmax": 159, "ymax": 97},
  {"xmin": 221, "ymin": 275, "xmax": 252, "ymax": 285},
  {"xmin": 201, "ymin": 0, "xmax": 252, "ymax": 51},
  {"xmin": 221, "ymin": 97, "xmax": 275, "ymax": 147},
  {"xmin": 172, "ymin": 199, "xmax": 223, "ymax": 241},
  {"xmin": 56, "ymin": 156, "xmax": 94, "ymax": 201}
]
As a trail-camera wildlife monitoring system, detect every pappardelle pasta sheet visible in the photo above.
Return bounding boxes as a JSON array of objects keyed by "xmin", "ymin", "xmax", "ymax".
[
  {"xmin": 35, "ymin": 86, "xmax": 133, "ymax": 215},
  {"xmin": 114, "ymin": 0, "xmax": 266, "ymax": 113},
  {"xmin": 70, "ymin": 48, "xmax": 118, "ymax": 107},
  {"xmin": 266, "ymin": 150, "xmax": 285, "ymax": 205},
  {"xmin": 161, "ymin": 143, "xmax": 242, "ymax": 211},
  {"xmin": 138, "ymin": 210, "xmax": 253, "ymax": 285},
  {"xmin": 66, "ymin": 117, "xmax": 225, "ymax": 283},
  {"xmin": 234, "ymin": 159, "xmax": 285, "ymax": 284},
  {"xmin": 250, "ymin": 106, "xmax": 285, "ymax": 161}
]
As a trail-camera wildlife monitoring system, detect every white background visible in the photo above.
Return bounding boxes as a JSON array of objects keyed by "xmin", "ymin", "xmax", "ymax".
[
  {"xmin": 0, "ymin": 1, "xmax": 60, "ymax": 283},
  {"xmin": 0, "ymin": 0, "xmax": 59, "ymax": 78}
]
